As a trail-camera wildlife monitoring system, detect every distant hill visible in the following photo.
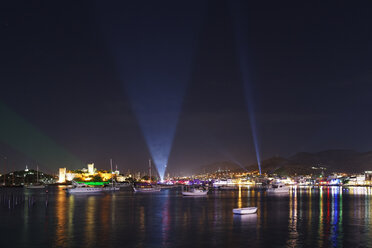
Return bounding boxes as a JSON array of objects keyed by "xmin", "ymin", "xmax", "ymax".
[
  {"xmin": 197, "ymin": 161, "xmax": 243, "ymax": 174},
  {"xmin": 287, "ymin": 150, "xmax": 372, "ymax": 173},
  {"xmin": 198, "ymin": 150, "xmax": 372, "ymax": 176}
]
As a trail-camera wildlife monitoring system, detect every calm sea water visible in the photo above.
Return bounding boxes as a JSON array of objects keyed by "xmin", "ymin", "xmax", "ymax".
[{"xmin": 0, "ymin": 186, "xmax": 371, "ymax": 248}]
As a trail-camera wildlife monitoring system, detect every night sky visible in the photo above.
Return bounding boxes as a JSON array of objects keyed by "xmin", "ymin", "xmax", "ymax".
[{"xmin": 1, "ymin": 0, "xmax": 372, "ymax": 175}]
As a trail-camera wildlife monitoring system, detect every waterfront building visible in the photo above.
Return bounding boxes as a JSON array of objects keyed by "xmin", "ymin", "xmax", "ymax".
[
  {"xmin": 66, "ymin": 171, "xmax": 76, "ymax": 181},
  {"xmin": 116, "ymin": 175, "xmax": 126, "ymax": 182},
  {"xmin": 365, "ymin": 171, "xmax": 372, "ymax": 185},
  {"xmin": 58, "ymin": 168, "xmax": 66, "ymax": 183},
  {"xmin": 58, "ymin": 164, "xmax": 116, "ymax": 183},
  {"xmin": 347, "ymin": 174, "xmax": 366, "ymax": 186},
  {"xmin": 88, "ymin": 163, "xmax": 95, "ymax": 175}
]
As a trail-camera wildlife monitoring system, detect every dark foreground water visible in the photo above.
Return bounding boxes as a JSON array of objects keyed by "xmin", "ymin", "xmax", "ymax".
[{"xmin": 0, "ymin": 186, "xmax": 371, "ymax": 248}]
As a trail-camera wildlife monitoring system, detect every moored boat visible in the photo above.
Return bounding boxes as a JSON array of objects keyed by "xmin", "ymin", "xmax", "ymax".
[
  {"xmin": 116, "ymin": 182, "xmax": 131, "ymax": 188},
  {"xmin": 159, "ymin": 184, "xmax": 179, "ymax": 189},
  {"xmin": 266, "ymin": 182, "xmax": 290, "ymax": 194},
  {"xmin": 133, "ymin": 184, "xmax": 161, "ymax": 192},
  {"xmin": 102, "ymin": 159, "xmax": 121, "ymax": 192},
  {"xmin": 25, "ymin": 166, "xmax": 45, "ymax": 189},
  {"xmin": 182, "ymin": 188, "xmax": 208, "ymax": 196},
  {"xmin": 66, "ymin": 181, "xmax": 103, "ymax": 194},
  {"xmin": 103, "ymin": 186, "xmax": 120, "ymax": 191},
  {"xmin": 67, "ymin": 187, "xmax": 103, "ymax": 193},
  {"xmin": 233, "ymin": 207, "xmax": 258, "ymax": 215},
  {"xmin": 26, "ymin": 184, "xmax": 46, "ymax": 189}
]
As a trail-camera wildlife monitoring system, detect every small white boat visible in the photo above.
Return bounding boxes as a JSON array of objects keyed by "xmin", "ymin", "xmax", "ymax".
[
  {"xmin": 267, "ymin": 182, "xmax": 290, "ymax": 194},
  {"xmin": 233, "ymin": 207, "xmax": 258, "ymax": 215},
  {"xmin": 182, "ymin": 188, "xmax": 208, "ymax": 196}
]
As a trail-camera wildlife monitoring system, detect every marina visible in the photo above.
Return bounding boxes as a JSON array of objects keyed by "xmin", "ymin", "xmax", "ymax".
[{"xmin": 1, "ymin": 0, "xmax": 371, "ymax": 247}]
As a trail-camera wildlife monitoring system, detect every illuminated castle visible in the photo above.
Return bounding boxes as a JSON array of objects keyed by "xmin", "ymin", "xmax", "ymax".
[
  {"xmin": 58, "ymin": 163, "xmax": 115, "ymax": 183},
  {"xmin": 58, "ymin": 168, "xmax": 66, "ymax": 183}
]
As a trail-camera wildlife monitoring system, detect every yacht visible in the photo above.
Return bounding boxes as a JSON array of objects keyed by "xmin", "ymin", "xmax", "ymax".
[
  {"xmin": 266, "ymin": 182, "xmax": 290, "ymax": 194},
  {"xmin": 159, "ymin": 184, "xmax": 178, "ymax": 189},
  {"xmin": 25, "ymin": 166, "xmax": 45, "ymax": 189},
  {"xmin": 103, "ymin": 185, "xmax": 120, "ymax": 191},
  {"xmin": 133, "ymin": 185, "xmax": 161, "ymax": 192},
  {"xmin": 132, "ymin": 159, "xmax": 162, "ymax": 193},
  {"xmin": 103, "ymin": 159, "xmax": 121, "ymax": 191},
  {"xmin": 133, "ymin": 183, "xmax": 161, "ymax": 192},
  {"xmin": 116, "ymin": 182, "xmax": 131, "ymax": 188},
  {"xmin": 66, "ymin": 181, "xmax": 103, "ymax": 194}
]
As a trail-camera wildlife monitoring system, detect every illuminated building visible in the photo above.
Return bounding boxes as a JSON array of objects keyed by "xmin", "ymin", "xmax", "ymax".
[
  {"xmin": 88, "ymin": 163, "xmax": 95, "ymax": 175},
  {"xmin": 58, "ymin": 168, "xmax": 66, "ymax": 183},
  {"xmin": 58, "ymin": 163, "xmax": 114, "ymax": 183},
  {"xmin": 365, "ymin": 171, "xmax": 372, "ymax": 185},
  {"xmin": 357, "ymin": 174, "xmax": 365, "ymax": 185},
  {"xmin": 116, "ymin": 175, "xmax": 126, "ymax": 182},
  {"xmin": 66, "ymin": 172, "xmax": 76, "ymax": 181},
  {"xmin": 99, "ymin": 172, "xmax": 112, "ymax": 181}
]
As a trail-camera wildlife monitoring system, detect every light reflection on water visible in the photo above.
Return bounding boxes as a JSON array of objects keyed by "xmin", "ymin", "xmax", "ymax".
[
  {"xmin": 55, "ymin": 188, "xmax": 67, "ymax": 247},
  {"xmin": 0, "ymin": 186, "xmax": 372, "ymax": 247}
]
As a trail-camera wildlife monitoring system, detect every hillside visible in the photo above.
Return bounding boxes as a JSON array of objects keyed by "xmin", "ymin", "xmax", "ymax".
[
  {"xmin": 198, "ymin": 150, "xmax": 372, "ymax": 176},
  {"xmin": 197, "ymin": 161, "xmax": 243, "ymax": 174}
]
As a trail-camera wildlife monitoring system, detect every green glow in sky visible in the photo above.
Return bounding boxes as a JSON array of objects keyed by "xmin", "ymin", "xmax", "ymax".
[{"xmin": 0, "ymin": 103, "xmax": 82, "ymax": 170}]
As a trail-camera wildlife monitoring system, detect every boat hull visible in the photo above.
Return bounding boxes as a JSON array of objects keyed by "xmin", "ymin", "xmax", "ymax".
[
  {"xmin": 117, "ymin": 183, "xmax": 131, "ymax": 188},
  {"xmin": 182, "ymin": 191, "xmax": 208, "ymax": 196},
  {"xmin": 133, "ymin": 187, "xmax": 161, "ymax": 193},
  {"xmin": 67, "ymin": 188, "xmax": 103, "ymax": 193},
  {"xmin": 233, "ymin": 207, "xmax": 258, "ymax": 215},
  {"xmin": 103, "ymin": 187, "xmax": 120, "ymax": 191},
  {"xmin": 26, "ymin": 185, "xmax": 46, "ymax": 189},
  {"xmin": 266, "ymin": 188, "xmax": 290, "ymax": 194}
]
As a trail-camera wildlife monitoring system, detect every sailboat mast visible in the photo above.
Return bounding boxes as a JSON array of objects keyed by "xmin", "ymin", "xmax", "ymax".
[
  {"xmin": 110, "ymin": 159, "xmax": 113, "ymax": 187},
  {"xmin": 149, "ymin": 159, "xmax": 152, "ymax": 183},
  {"xmin": 2, "ymin": 155, "xmax": 6, "ymax": 186},
  {"xmin": 37, "ymin": 165, "xmax": 39, "ymax": 183}
]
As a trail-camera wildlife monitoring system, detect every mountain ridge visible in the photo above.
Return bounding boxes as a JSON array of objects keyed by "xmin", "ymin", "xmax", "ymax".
[{"xmin": 198, "ymin": 149, "xmax": 372, "ymax": 175}]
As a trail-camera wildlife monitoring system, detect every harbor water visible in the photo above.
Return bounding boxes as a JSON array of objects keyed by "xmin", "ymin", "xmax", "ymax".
[{"xmin": 0, "ymin": 186, "xmax": 371, "ymax": 247}]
